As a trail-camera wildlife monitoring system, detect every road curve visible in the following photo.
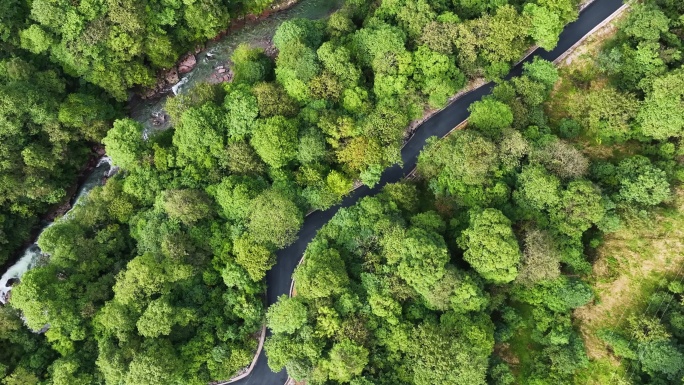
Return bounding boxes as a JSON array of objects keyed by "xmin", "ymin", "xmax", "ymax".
[{"xmin": 233, "ymin": 0, "xmax": 625, "ymax": 383}]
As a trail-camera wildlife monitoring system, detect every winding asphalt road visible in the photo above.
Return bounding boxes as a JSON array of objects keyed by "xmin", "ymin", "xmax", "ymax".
[{"xmin": 234, "ymin": 0, "xmax": 625, "ymax": 383}]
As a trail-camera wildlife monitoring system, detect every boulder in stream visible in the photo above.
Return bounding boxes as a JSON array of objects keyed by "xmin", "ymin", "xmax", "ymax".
[
  {"xmin": 179, "ymin": 54, "xmax": 197, "ymax": 74},
  {"xmin": 166, "ymin": 67, "xmax": 180, "ymax": 84}
]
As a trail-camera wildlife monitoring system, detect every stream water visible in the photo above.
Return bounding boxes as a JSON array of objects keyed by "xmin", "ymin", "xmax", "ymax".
[
  {"xmin": 130, "ymin": 0, "xmax": 344, "ymax": 135},
  {"xmin": 0, "ymin": 158, "xmax": 114, "ymax": 304},
  {"xmin": 0, "ymin": 0, "xmax": 343, "ymax": 305}
]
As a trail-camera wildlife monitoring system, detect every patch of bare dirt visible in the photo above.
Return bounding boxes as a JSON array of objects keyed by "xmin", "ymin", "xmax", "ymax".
[{"xmin": 495, "ymin": 343, "xmax": 520, "ymax": 365}]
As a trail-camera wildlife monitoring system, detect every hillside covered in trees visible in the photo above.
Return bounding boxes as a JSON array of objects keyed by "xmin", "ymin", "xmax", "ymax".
[
  {"xmin": 0, "ymin": 0, "xmax": 583, "ymax": 270},
  {"xmin": 0, "ymin": 0, "xmax": 285, "ymax": 266},
  {"xmin": 0, "ymin": 56, "xmax": 117, "ymax": 266},
  {"xmin": 4, "ymin": 0, "xmax": 281, "ymax": 100},
  {"xmin": 265, "ymin": 1, "xmax": 684, "ymax": 383},
  {"xmin": 2, "ymin": 0, "xmax": 684, "ymax": 384},
  {"xmin": 1, "ymin": 0, "xmax": 586, "ymax": 383}
]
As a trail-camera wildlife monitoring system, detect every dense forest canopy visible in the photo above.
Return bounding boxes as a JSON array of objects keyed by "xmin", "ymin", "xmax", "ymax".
[
  {"xmin": 0, "ymin": 0, "xmax": 584, "ymax": 265},
  {"xmin": 4, "ymin": 0, "xmax": 278, "ymax": 100},
  {"xmin": 0, "ymin": 0, "xmax": 286, "ymax": 265},
  {"xmin": 1, "ymin": 0, "xmax": 684, "ymax": 384},
  {"xmin": 265, "ymin": 1, "xmax": 684, "ymax": 383},
  {"xmin": 265, "ymin": 59, "xmax": 602, "ymax": 385},
  {"xmin": 0, "ymin": 0, "xmax": 291, "ymax": 265},
  {"xmin": 0, "ymin": 56, "xmax": 118, "ymax": 266}
]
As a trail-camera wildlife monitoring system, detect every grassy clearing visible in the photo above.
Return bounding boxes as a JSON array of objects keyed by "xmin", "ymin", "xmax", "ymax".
[
  {"xmin": 539, "ymin": 7, "xmax": 684, "ymax": 383},
  {"xmin": 572, "ymin": 190, "xmax": 684, "ymax": 383}
]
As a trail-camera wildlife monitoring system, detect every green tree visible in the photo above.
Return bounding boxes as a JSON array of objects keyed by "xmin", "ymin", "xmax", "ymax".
[
  {"xmin": 223, "ymin": 141, "xmax": 266, "ymax": 175},
  {"xmin": 621, "ymin": 3, "xmax": 670, "ymax": 41},
  {"xmin": 413, "ymin": 45, "xmax": 465, "ymax": 108},
  {"xmin": 615, "ymin": 156, "xmax": 671, "ymax": 206},
  {"xmin": 3, "ymin": 367, "xmax": 40, "ymax": 385},
  {"xmin": 326, "ymin": 340, "xmax": 369, "ymax": 383},
  {"xmin": 231, "ymin": 44, "xmax": 272, "ymax": 85},
  {"xmin": 224, "ymin": 85, "xmax": 259, "ymax": 141},
  {"xmin": 267, "ymin": 295, "xmax": 308, "ymax": 334},
  {"xmin": 637, "ymin": 341, "xmax": 684, "ymax": 380},
  {"xmin": 173, "ymin": 104, "xmax": 226, "ymax": 170},
  {"xmin": 637, "ymin": 70, "xmax": 684, "ymax": 140},
  {"xmin": 514, "ymin": 165, "xmax": 561, "ymax": 211},
  {"xmin": 523, "ymin": 3, "xmax": 569, "ymax": 50},
  {"xmin": 468, "ymin": 98, "xmax": 514, "ymax": 136},
  {"xmin": 136, "ymin": 298, "xmax": 194, "ymax": 338},
  {"xmin": 276, "ymin": 41, "xmax": 321, "ymax": 102},
  {"xmin": 247, "ymin": 189, "xmax": 303, "ymax": 248},
  {"xmin": 19, "ymin": 24, "xmax": 53, "ymax": 54},
  {"xmin": 233, "ymin": 234, "xmax": 276, "ymax": 281},
  {"xmin": 418, "ymin": 131, "xmax": 499, "ymax": 186},
  {"xmin": 409, "ymin": 317, "xmax": 493, "ymax": 385},
  {"xmin": 125, "ymin": 341, "xmax": 180, "ymax": 385},
  {"xmin": 459, "ymin": 209, "xmax": 522, "ymax": 284},
  {"xmin": 251, "ymin": 82, "xmax": 299, "ymax": 118},
  {"xmin": 162, "ymin": 189, "xmax": 212, "ymax": 225},
  {"xmin": 458, "ymin": 5, "xmax": 531, "ymax": 78},
  {"xmin": 58, "ymin": 93, "xmax": 116, "ymax": 141},
  {"xmin": 552, "ymin": 180, "xmax": 606, "ymax": 237},
  {"xmin": 577, "ymin": 87, "xmax": 640, "ymax": 143},
  {"xmin": 523, "ymin": 58, "xmax": 560, "ymax": 90},
  {"xmin": 211, "ymin": 176, "xmax": 265, "ymax": 221},
  {"xmin": 251, "ymin": 117, "xmax": 299, "ymax": 168},
  {"xmin": 103, "ymin": 119, "xmax": 147, "ymax": 170},
  {"xmin": 294, "ymin": 248, "xmax": 349, "ymax": 299}
]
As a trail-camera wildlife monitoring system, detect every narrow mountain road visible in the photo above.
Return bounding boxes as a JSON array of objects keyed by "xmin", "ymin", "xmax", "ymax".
[{"xmin": 233, "ymin": 0, "xmax": 625, "ymax": 383}]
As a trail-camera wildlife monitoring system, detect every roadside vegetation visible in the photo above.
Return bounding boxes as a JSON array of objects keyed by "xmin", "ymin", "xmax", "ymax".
[
  {"xmin": 0, "ymin": 0, "xmax": 586, "ymax": 383},
  {"xmin": 0, "ymin": 0, "xmax": 283, "ymax": 269},
  {"xmin": 0, "ymin": 0, "xmax": 584, "ymax": 271},
  {"xmin": 267, "ymin": 57, "xmax": 604, "ymax": 385},
  {"xmin": 266, "ymin": 1, "xmax": 684, "ymax": 384},
  {"xmin": 549, "ymin": 0, "xmax": 684, "ymax": 383}
]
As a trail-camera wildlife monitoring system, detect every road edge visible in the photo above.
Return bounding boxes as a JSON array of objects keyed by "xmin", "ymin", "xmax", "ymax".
[
  {"xmin": 215, "ymin": 324, "xmax": 268, "ymax": 385},
  {"xmin": 232, "ymin": 1, "xmax": 632, "ymax": 384},
  {"xmin": 281, "ymin": 1, "xmax": 633, "ymax": 383},
  {"xmin": 553, "ymin": 2, "xmax": 632, "ymax": 65}
]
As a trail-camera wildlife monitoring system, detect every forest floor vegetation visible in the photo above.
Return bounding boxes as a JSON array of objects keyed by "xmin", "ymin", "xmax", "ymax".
[{"xmin": 573, "ymin": 188, "xmax": 684, "ymax": 382}]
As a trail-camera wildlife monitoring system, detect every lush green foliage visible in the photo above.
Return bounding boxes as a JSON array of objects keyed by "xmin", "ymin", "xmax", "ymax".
[
  {"xmin": 0, "ymin": 56, "xmax": 117, "ymax": 266},
  {"xmin": 267, "ymin": 190, "xmax": 495, "ymax": 385},
  {"xmin": 154, "ymin": 0, "xmax": 582, "ymax": 216},
  {"xmin": 2, "ymin": 0, "xmax": 578, "ymax": 380},
  {"xmin": 9, "ymin": 1, "xmax": 684, "ymax": 384},
  {"xmin": 599, "ymin": 279, "xmax": 684, "ymax": 383},
  {"xmin": 269, "ymin": 44, "xmax": 684, "ymax": 383},
  {"xmin": 5, "ymin": 135, "xmax": 275, "ymax": 384},
  {"xmin": 4, "ymin": 0, "xmax": 278, "ymax": 100},
  {"xmin": 0, "ymin": 305, "xmax": 56, "ymax": 384}
]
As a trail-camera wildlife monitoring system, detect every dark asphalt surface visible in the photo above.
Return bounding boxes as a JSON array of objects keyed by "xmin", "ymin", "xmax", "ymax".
[{"xmin": 233, "ymin": 0, "xmax": 625, "ymax": 383}]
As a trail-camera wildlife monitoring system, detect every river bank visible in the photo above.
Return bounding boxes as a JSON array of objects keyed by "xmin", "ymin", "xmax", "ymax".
[
  {"xmin": 0, "ymin": 145, "xmax": 110, "ymax": 276},
  {"xmin": 138, "ymin": 0, "xmax": 301, "ymax": 101},
  {"xmin": 0, "ymin": 155, "xmax": 114, "ymax": 304},
  {"xmin": 128, "ymin": 0, "xmax": 343, "ymax": 134},
  {"xmin": 0, "ymin": 0, "xmax": 344, "ymax": 305}
]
